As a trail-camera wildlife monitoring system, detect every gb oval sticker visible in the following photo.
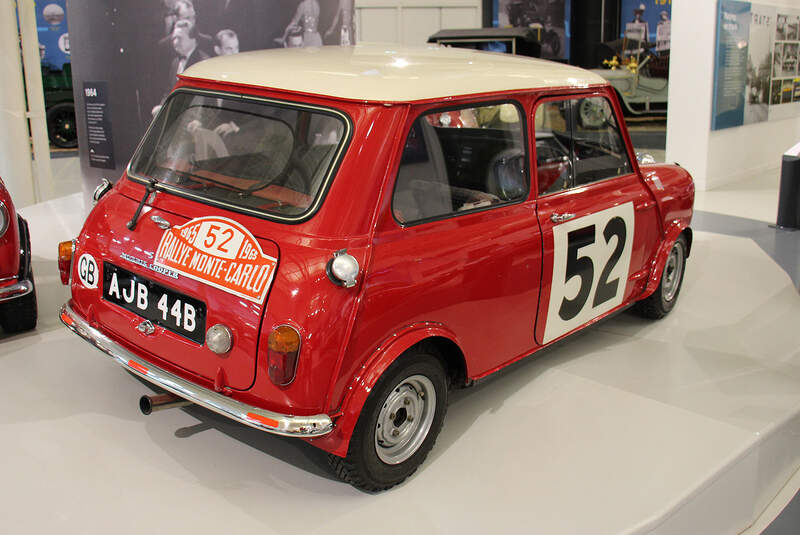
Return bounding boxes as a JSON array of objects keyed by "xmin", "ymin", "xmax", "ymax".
[{"xmin": 154, "ymin": 216, "xmax": 277, "ymax": 303}]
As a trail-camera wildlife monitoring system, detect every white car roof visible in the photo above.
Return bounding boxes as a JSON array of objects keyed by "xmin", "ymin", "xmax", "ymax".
[{"xmin": 181, "ymin": 43, "xmax": 607, "ymax": 103}]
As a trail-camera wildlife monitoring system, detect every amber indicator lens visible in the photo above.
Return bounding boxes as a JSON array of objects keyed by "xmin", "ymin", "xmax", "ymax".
[
  {"xmin": 267, "ymin": 325, "xmax": 301, "ymax": 386},
  {"xmin": 57, "ymin": 240, "xmax": 75, "ymax": 285},
  {"xmin": 58, "ymin": 240, "xmax": 74, "ymax": 261},
  {"xmin": 268, "ymin": 326, "xmax": 301, "ymax": 353}
]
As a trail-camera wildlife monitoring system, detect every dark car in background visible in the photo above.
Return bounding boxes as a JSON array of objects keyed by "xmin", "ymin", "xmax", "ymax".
[{"xmin": 42, "ymin": 62, "xmax": 77, "ymax": 149}]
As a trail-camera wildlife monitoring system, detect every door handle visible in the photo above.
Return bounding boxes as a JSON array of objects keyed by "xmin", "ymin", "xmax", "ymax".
[{"xmin": 550, "ymin": 212, "xmax": 575, "ymax": 223}]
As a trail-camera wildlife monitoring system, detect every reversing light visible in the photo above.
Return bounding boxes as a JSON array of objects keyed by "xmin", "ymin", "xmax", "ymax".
[
  {"xmin": 326, "ymin": 249, "xmax": 359, "ymax": 288},
  {"xmin": 267, "ymin": 325, "xmax": 301, "ymax": 386},
  {"xmin": 57, "ymin": 240, "xmax": 75, "ymax": 285},
  {"xmin": 206, "ymin": 324, "xmax": 233, "ymax": 355},
  {"xmin": 0, "ymin": 202, "xmax": 8, "ymax": 238}
]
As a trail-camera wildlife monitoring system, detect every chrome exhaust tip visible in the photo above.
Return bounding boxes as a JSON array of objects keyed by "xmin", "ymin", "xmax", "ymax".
[{"xmin": 139, "ymin": 393, "xmax": 192, "ymax": 415}]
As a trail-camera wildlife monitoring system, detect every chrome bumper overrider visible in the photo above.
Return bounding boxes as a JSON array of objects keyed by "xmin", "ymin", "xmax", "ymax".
[
  {"xmin": 0, "ymin": 279, "xmax": 33, "ymax": 303},
  {"xmin": 59, "ymin": 303, "xmax": 333, "ymax": 438}
]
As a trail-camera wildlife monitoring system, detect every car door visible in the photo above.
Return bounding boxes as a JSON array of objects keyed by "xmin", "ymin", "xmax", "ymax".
[
  {"xmin": 363, "ymin": 99, "xmax": 544, "ymax": 377},
  {"xmin": 532, "ymin": 93, "xmax": 661, "ymax": 345}
]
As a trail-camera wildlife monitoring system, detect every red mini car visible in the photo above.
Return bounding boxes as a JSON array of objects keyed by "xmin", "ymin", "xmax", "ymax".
[
  {"xmin": 60, "ymin": 45, "xmax": 693, "ymax": 491},
  {"xmin": 0, "ymin": 177, "xmax": 36, "ymax": 333}
]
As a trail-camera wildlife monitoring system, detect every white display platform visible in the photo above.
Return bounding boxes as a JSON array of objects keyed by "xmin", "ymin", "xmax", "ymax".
[{"xmin": 1, "ymin": 192, "xmax": 799, "ymax": 534}]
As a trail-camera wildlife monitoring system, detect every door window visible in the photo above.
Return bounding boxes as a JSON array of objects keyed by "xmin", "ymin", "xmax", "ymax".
[
  {"xmin": 392, "ymin": 102, "xmax": 528, "ymax": 224},
  {"xmin": 534, "ymin": 96, "xmax": 631, "ymax": 196}
]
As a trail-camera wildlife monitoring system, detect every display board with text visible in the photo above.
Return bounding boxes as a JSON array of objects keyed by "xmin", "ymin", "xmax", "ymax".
[{"xmin": 712, "ymin": 0, "xmax": 800, "ymax": 130}]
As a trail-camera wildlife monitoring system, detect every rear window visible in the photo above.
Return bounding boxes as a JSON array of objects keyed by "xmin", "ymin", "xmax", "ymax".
[{"xmin": 129, "ymin": 91, "xmax": 349, "ymax": 220}]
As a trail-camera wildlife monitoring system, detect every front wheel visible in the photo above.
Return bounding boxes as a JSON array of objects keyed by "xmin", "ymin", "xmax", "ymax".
[
  {"xmin": 633, "ymin": 235, "xmax": 687, "ymax": 319},
  {"xmin": 328, "ymin": 349, "xmax": 448, "ymax": 491}
]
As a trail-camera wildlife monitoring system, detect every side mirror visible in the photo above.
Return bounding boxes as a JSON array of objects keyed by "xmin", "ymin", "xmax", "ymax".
[
  {"xmin": 92, "ymin": 178, "xmax": 112, "ymax": 205},
  {"xmin": 636, "ymin": 152, "xmax": 657, "ymax": 165}
]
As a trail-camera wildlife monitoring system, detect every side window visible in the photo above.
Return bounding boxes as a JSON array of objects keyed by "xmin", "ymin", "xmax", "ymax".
[
  {"xmin": 534, "ymin": 100, "xmax": 573, "ymax": 196},
  {"xmin": 573, "ymin": 97, "xmax": 631, "ymax": 186},
  {"xmin": 534, "ymin": 96, "xmax": 632, "ymax": 196},
  {"xmin": 392, "ymin": 103, "xmax": 528, "ymax": 224}
]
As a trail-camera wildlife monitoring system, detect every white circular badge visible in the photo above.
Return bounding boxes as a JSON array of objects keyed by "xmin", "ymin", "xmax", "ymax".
[
  {"xmin": 58, "ymin": 33, "xmax": 70, "ymax": 54},
  {"xmin": 77, "ymin": 253, "xmax": 99, "ymax": 289}
]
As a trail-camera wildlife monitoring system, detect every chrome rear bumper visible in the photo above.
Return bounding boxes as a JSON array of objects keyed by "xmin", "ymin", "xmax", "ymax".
[
  {"xmin": 0, "ymin": 279, "xmax": 33, "ymax": 303},
  {"xmin": 59, "ymin": 302, "xmax": 333, "ymax": 438}
]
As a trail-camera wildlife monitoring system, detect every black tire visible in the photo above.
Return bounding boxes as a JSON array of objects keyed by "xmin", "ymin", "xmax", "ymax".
[
  {"xmin": 633, "ymin": 235, "xmax": 687, "ymax": 319},
  {"xmin": 46, "ymin": 102, "xmax": 78, "ymax": 149},
  {"xmin": 0, "ymin": 283, "xmax": 37, "ymax": 333},
  {"xmin": 328, "ymin": 349, "xmax": 448, "ymax": 492}
]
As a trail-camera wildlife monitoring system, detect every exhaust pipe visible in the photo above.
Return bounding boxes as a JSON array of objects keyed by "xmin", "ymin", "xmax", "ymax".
[{"xmin": 139, "ymin": 393, "xmax": 192, "ymax": 415}]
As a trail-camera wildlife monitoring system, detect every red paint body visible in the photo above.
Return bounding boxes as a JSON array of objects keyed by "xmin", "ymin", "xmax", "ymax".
[
  {"xmin": 0, "ymin": 178, "xmax": 22, "ymax": 284},
  {"xmin": 67, "ymin": 79, "xmax": 693, "ymax": 457}
]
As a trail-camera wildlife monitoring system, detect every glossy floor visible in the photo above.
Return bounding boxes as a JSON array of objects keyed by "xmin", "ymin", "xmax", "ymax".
[{"xmin": 1, "ymin": 168, "xmax": 799, "ymax": 534}]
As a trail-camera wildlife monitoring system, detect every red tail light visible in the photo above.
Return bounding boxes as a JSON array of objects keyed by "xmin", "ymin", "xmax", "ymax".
[
  {"xmin": 58, "ymin": 240, "xmax": 75, "ymax": 285},
  {"xmin": 267, "ymin": 325, "xmax": 301, "ymax": 386}
]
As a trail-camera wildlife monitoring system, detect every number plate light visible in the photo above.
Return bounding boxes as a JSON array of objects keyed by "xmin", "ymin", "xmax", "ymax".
[{"xmin": 267, "ymin": 325, "xmax": 301, "ymax": 386}]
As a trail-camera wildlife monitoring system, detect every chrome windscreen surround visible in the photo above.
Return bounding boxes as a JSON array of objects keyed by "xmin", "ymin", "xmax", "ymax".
[{"xmin": 59, "ymin": 302, "xmax": 334, "ymax": 438}]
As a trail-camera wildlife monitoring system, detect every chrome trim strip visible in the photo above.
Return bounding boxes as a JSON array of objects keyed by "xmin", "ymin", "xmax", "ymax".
[
  {"xmin": 0, "ymin": 279, "xmax": 33, "ymax": 302},
  {"xmin": 0, "ymin": 201, "xmax": 8, "ymax": 237},
  {"xmin": 59, "ymin": 303, "xmax": 333, "ymax": 438}
]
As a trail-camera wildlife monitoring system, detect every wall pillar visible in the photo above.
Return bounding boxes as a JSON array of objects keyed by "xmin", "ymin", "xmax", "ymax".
[{"xmin": 0, "ymin": 0, "xmax": 36, "ymax": 206}]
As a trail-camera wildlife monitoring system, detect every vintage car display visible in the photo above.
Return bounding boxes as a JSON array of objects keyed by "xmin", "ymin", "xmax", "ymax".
[
  {"xmin": 591, "ymin": 39, "xmax": 669, "ymax": 117},
  {"xmin": 59, "ymin": 44, "xmax": 694, "ymax": 491},
  {"xmin": 0, "ymin": 178, "xmax": 37, "ymax": 333}
]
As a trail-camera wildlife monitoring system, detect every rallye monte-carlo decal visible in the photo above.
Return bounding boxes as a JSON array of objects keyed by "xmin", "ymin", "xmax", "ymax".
[
  {"xmin": 154, "ymin": 216, "xmax": 277, "ymax": 303},
  {"xmin": 543, "ymin": 202, "xmax": 635, "ymax": 344}
]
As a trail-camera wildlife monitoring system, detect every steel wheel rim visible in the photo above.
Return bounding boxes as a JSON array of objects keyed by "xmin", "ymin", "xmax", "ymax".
[
  {"xmin": 374, "ymin": 374, "xmax": 436, "ymax": 465},
  {"xmin": 579, "ymin": 99, "xmax": 608, "ymax": 128},
  {"xmin": 662, "ymin": 241, "xmax": 684, "ymax": 302}
]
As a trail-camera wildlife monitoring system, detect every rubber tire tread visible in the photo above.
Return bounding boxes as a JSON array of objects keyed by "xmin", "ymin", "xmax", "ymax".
[
  {"xmin": 633, "ymin": 235, "xmax": 687, "ymax": 320},
  {"xmin": 327, "ymin": 349, "xmax": 447, "ymax": 492},
  {"xmin": 0, "ymin": 285, "xmax": 37, "ymax": 333}
]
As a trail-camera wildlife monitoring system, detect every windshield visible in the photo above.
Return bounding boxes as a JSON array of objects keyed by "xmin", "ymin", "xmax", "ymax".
[{"xmin": 129, "ymin": 91, "xmax": 348, "ymax": 219}]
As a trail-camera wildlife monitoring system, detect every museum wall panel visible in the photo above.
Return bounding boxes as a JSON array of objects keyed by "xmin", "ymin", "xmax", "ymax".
[
  {"xmin": 355, "ymin": 1, "xmax": 481, "ymax": 45},
  {"xmin": 666, "ymin": 0, "xmax": 800, "ymax": 191}
]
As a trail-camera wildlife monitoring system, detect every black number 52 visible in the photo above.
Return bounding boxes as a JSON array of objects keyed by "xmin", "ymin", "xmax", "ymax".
[{"xmin": 558, "ymin": 217, "xmax": 627, "ymax": 321}]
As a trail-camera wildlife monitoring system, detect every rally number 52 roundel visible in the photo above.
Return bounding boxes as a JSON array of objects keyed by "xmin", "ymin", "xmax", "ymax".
[
  {"xmin": 543, "ymin": 203, "xmax": 635, "ymax": 344},
  {"xmin": 154, "ymin": 216, "xmax": 277, "ymax": 303}
]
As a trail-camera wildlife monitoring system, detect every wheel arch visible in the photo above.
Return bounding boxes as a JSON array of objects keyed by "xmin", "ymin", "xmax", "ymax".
[
  {"xmin": 310, "ymin": 324, "xmax": 467, "ymax": 457},
  {"xmin": 643, "ymin": 223, "xmax": 691, "ymax": 297}
]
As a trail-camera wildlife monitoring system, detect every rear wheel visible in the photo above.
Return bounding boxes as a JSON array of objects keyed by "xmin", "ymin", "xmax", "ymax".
[
  {"xmin": 328, "ymin": 349, "xmax": 448, "ymax": 492},
  {"xmin": 633, "ymin": 235, "xmax": 687, "ymax": 319}
]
